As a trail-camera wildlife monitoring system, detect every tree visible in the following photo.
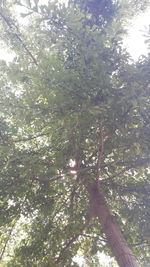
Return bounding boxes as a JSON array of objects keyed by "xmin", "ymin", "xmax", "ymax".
[{"xmin": 0, "ymin": 0, "xmax": 150, "ymax": 266}]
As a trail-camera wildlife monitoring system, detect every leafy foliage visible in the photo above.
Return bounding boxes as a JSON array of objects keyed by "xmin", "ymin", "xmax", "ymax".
[{"xmin": 0, "ymin": 0, "xmax": 150, "ymax": 266}]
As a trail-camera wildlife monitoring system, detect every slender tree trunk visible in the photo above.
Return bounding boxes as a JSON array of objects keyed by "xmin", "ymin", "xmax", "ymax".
[{"xmin": 87, "ymin": 181, "xmax": 139, "ymax": 267}]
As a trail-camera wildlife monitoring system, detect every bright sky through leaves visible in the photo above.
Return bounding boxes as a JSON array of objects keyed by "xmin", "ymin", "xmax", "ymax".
[
  {"xmin": 0, "ymin": 4, "xmax": 149, "ymax": 62},
  {"xmin": 123, "ymin": 7, "xmax": 150, "ymax": 60}
]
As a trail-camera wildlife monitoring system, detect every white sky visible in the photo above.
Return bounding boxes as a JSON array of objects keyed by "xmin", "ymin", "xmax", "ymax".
[
  {"xmin": 74, "ymin": 251, "xmax": 117, "ymax": 266},
  {"xmin": 0, "ymin": 4, "xmax": 150, "ymax": 62},
  {"xmin": 123, "ymin": 7, "xmax": 150, "ymax": 60}
]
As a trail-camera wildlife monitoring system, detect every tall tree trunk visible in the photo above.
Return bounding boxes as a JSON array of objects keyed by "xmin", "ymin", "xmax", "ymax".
[{"xmin": 87, "ymin": 181, "xmax": 139, "ymax": 267}]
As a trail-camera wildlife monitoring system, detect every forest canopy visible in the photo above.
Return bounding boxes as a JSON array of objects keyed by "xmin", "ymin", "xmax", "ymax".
[{"xmin": 0, "ymin": 0, "xmax": 150, "ymax": 266}]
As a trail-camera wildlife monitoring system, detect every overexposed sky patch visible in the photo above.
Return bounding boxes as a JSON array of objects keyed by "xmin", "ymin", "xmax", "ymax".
[
  {"xmin": 123, "ymin": 7, "xmax": 150, "ymax": 60},
  {"xmin": 0, "ymin": 4, "xmax": 149, "ymax": 62}
]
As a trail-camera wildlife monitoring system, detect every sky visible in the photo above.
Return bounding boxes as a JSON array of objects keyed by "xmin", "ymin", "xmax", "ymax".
[
  {"xmin": 123, "ymin": 7, "xmax": 150, "ymax": 60},
  {"xmin": 0, "ymin": 4, "xmax": 150, "ymax": 62}
]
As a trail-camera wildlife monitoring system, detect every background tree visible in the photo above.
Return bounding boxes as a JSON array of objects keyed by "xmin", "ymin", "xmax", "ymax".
[{"xmin": 0, "ymin": 0, "xmax": 150, "ymax": 266}]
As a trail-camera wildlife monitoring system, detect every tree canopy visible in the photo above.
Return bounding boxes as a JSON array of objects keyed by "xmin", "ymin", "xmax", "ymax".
[{"xmin": 0, "ymin": 0, "xmax": 150, "ymax": 266}]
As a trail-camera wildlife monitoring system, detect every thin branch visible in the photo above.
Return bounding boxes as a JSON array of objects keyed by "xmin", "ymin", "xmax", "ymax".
[
  {"xmin": 5, "ymin": 156, "xmax": 150, "ymax": 184},
  {"xmin": 0, "ymin": 181, "xmax": 34, "ymax": 260},
  {"xmin": 16, "ymin": 2, "xmax": 39, "ymax": 15},
  {"xmin": 1, "ymin": 171, "xmax": 75, "ymax": 185},
  {"xmin": 51, "ymin": 194, "xmax": 72, "ymax": 222},
  {"xmin": 102, "ymin": 166, "xmax": 131, "ymax": 182},
  {"xmin": 69, "ymin": 175, "xmax": 81, "ymax": 212},
  {"xmin": 96, "ymin": 126, "xmax": 105, "ymax": 180},
  {"xmin": 119, "ymin": 195, "xmax": 144, "ymax": 208},
  {"xmin": 0, "ymin": 101, "xmax": 79, "ymax": 117},
  {"xmin": 33, "ymin": 173, "xmax": 67, "ymax": 183},
  {"xmin": 82, "ymin": 234, "xmax": 107, "ymax": 243},
  {"xmin": 0, "ymin": 219, "xmax": 18, "ymax": 260},
  {"xmin": 130, "ymin": 241, "xmax": 148, "ymax": 247},
  {"xmin": 0, "ymin": 11, "xmax": 38, "ymax": 65},
  {"xmin": 0, "ymin": 102, "xmax": 30, "ymax": 110},
  {"xmin": 120, "ymin": 104, "xmax": 133, "ymax": 121},
  {"xmin": 98, "ymin": 157, "xmax": 150, "ymax": 169},
  {"xmin": 54, "ymin": 218, "xmax": 91, "ymax": 265},
  {"xmin": 102, "ymin": 180, "xmax": 150, "ymax": 195},
  {"xmin": 12, "ymin": 132, "xmax": 51, "ymax": 143}
]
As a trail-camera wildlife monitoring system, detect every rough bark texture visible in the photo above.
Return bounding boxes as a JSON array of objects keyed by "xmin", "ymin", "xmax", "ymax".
[{"xmin": 87, "ymin": 181, "xmax": 139, "ymax": 267}]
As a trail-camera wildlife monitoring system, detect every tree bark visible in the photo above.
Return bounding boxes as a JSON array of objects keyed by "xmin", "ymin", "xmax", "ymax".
[{"xmin": 87, "ymin": 181, "xmax": 139, "ymax": 267}]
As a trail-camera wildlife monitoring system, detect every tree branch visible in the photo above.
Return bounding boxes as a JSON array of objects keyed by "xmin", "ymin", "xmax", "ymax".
[
  {"xmin": 104, "ymin": 181, "xmax": 150, "ymax": 195},
  {"xmin": 0, "ymin": 220, "xmax": 18, "ymax": 260},
  {"xmin": 102, "ymin": 166, "xmax": 132, "ymax": 182},
  {"xmin": 54, "ymin": 218, "xmax": 91, "ymax": 265},
  {"xmin": 130, "ymin": 240, "xmax": 148, "ymax": 247},
  {"xmin": 0, "ymin": 11, "xmax": 38, "ymax": 65},
  {"xmin": 69, "ymin": 175, "xmax": 80, "ymax": 212},
  {"xmin": 96, "ymin": 126, "xmax": 105, "ymax": 180},
  {"xmin": 12, "ymin": 132, "xmax": 51, "ymax": 143},
  {"xmin": 0, "ymin": 181, "xmax": 34, "ymax": 260}
]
